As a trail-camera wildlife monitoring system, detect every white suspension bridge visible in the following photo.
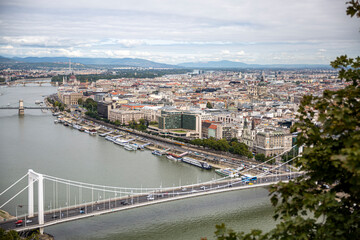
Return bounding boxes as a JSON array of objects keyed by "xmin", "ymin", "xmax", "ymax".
[{"xmin": 0, "ymin": 146, "xmax": 303, "ymax": 234}]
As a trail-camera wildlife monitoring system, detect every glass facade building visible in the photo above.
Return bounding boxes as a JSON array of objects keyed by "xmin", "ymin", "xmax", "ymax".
[{"xmin": 158, "ymin": 111, "xmax": 197, "ymax": 130}]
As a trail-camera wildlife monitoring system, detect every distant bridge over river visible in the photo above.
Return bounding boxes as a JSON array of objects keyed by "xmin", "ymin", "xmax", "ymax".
[
  {"xmin": 6, "ymin": 79, "xmax": 52, "ymax": 86},
  {"xmin": 0, "ymin": 100, "xmax": 54, "ymax": 115}
]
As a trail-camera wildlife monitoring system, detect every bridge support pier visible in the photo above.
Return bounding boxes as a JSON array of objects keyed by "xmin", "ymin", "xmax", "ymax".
[
  {"xmin": 28, "ymin": 169, "xmax": 44, "ymax": 227},
  {"xmin": 39, "ymin": 227, "xmax": 44, "ymax": 235},
  {"xmin": 19, "ymin": 100, "xmax": 24, "ymax": 116},
  {"xmin": 28, "ymin": 173, "xmax": 34, "ymax": 217}
]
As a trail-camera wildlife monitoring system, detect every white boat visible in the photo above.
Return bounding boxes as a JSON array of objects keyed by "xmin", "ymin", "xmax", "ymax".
[
  {"xmin": 35, "ymin": 100, "xmax": 42, "ymax": 104},
  {"xmin": 215, "ymin": 166, "xmax": 245, "ymax": 177},
  {"xmin": 105, "ymin": 134, "xmax": 122, "ymax": 142},
  {"xmin": 99, "ymin": 131, "xmax": 113, "ymax": 137},
  {"xmin": 105, "ymin": 135, "xmax": 114, "ymax": 141},
  {"xmin": 124, "ymin": 144, "xmax": 136, "ymax": 151},
  {"xmin": 54, "ymin": 120, "xmax": 59, "ymax": 124},
  {"xmin": 114, "ymin": 138, "xmax": 128, "ymax": 146},
  {"xmin": 72, "ymin": 124, "xmax": 82, "ymax": 130},
  {"xmin": 152, "ymin": 150, "xmax": 162, "ymax": 156},
  {"xmin": 88, "ymin": 129, "xmax": 97, "ymax": 135},
  {"xmin": 215, "ymin": 168, "xmax": 238, "ymax": 177},
  {"xmin": 166, "ymin": 155, "xmax": 180, "ymax": 161},
  {"xmin": 182, "ymin": 157, "xmax": 212, "ymax": 170},
  {"xmin": 114, "ymin": 138, "xmax": 134, "ymax": 146},
  {"xmin": 85, "ymin": 129, "xmax": 97, "ymax": 135}
]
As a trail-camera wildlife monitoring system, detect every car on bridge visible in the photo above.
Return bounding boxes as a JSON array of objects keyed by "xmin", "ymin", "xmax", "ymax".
[
  {"xmin": 15, "ymin": 220, "xmax": 23, "ymax": 227},
  {"xmin": 120, "ymin": 201, "xmax": 129, "ymax": 205}
]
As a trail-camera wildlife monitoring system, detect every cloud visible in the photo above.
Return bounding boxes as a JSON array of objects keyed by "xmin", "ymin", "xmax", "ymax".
[
  {"xmin": 237, "ymin": 51, "xmax": 245, "ymax": 56},
  {"xmin": 0, "ymin": 0, "xmax": 359, "ymax": 64}
]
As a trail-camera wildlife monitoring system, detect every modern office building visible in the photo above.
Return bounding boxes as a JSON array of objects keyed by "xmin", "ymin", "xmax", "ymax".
[{"xmin": 158, "ymin": 111, "xmax": 198, "ymax": 130}]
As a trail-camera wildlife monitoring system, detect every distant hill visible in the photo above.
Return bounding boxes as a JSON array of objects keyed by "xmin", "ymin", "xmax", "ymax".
[
  {"xmin": 178, "ymin": 60, "xmax": 253, "ymax": 68},
  {"xmin": 178, "ymin": 60, "xmax": 331, "ymax": 69},
  {"xmin": 3, "ymin": 56, "xmax": 331, "ymax": 69},
  {"xmin": 11, "ymin": 57, "xmax": 178, "ymax": 68},
  {"xmin": 0, "ymin": 56, "xmax": 18, "ymax": 63}
]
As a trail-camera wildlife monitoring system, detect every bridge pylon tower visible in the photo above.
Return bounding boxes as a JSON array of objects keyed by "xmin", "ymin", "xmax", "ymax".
[
  {"xmin": 18, "ymin": 100, "xmax": 24, "ymax": 116},
  {"xmin": 28, "ymin": 169, "xmax": 44, "ymax": 233}
]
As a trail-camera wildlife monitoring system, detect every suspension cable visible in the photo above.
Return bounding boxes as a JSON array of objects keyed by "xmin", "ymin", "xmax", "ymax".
[
  {"xmin": 43, "ymin": 173, "xmax": 230, "ymax": 192},
  {"xmin": 0, "ymin": 179, "xmax": 37, "ymax": 209},
  {"xmin": 257, "ymin": 156, "xmax": 299, "ymax": 177},
  {"xmin": 39, "ymin": 148, "xmax": 300, "ymax": 197},
  {"xmin": 0, "ymin": 173, "xmax": 28, "ymax": 196},
  {"xmin": 239, "ymin": 145, "xmax": 298, "ymax": 175}
]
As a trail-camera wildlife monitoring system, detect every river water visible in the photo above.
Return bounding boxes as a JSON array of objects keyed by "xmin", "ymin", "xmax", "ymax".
[{"xmin": 0, "ymin": 83, "xmax": 275, "ymax": 239}]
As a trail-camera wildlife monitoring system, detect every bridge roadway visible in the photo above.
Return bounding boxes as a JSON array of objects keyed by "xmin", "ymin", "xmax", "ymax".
[{"xmin": 0, "ymin": 173, "xmax": 302, "ymax": 232}]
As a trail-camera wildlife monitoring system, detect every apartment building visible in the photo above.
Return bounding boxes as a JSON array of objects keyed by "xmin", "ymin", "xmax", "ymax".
[{"xmin": 108, "ymin": 109, "xmax": 145, "ymax": 125}]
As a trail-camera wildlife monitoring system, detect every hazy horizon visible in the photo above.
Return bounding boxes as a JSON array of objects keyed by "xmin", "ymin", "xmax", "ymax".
[{"xmin": 1, "ymin": 0, "xmax": 359, "ymax": 65}]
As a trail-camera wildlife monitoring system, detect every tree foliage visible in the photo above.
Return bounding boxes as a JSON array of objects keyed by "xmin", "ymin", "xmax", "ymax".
[
  {"xmin": 51, "ymin": 69, "xmax": 190, "ymax": 83},
  {"xmin": 0, "ymin": 227, "xmax": 40, "ymax": 240},
  {"xmin": 190, "ymin": 137, "xmax": 253, "ymax": 158},
  {"xmin": 77, "ymin": 98, "xmax": 84, "ymax": 106},
  {"xmin": 255, "ymin": 154, "xmax": 265, "ymax": 162},
  {"xmin": 128, "ymin": 118, "xmax": 147, "ymax": 131},
  {"xmin": 212, "ymin": 2, "xmax": 360, "ymax": 239},
  {"xmin": 48, "ymin": 99, "xmax": 66, "ymax": 112},
  {"xmin": 82, "ymin": 98, "xmax": 97, "ymax": 111}
]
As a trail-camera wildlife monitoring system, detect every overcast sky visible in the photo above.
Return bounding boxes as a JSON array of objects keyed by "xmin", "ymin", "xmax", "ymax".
[{"xmin": 0, "ymin": 0, "xmax": 359, "ymax": 64}]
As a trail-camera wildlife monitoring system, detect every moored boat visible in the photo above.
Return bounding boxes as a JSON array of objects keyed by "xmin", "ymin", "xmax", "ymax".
[
  {"xmin": 181, "ymin": 157, "xmax": 212, "ymax": 170},
  {"xmin": 99, "ymin": 131, "xmax": 113, "ymax": 137},
  {"xmin": 152, "ymin": 150, "xmax": 162, "ymax": 156},
  {"xmin": 215, "ymin": 166, "xmax": 245, "ymax": 177},
  {"xmin": 87, "ymin": 129, "xmax": 97, "ymax": 135},
  {"xmin": 124, "ymin": 144, "xmax": 136, "ymax": 151},
  {"xmin": 166, "ymin": 155, "xmax": 181, "ymax": 161}
]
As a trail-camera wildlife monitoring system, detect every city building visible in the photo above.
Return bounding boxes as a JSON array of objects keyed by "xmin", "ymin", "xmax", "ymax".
[
  {"xmin": 108, "ymin": 109, "xmax": 145, "ymax": 125},
  {"xmin": 58, "ymin": 91, "xmax": 83, "ymax": 106},
  {"xmin": 254, "ymin": 128, "xmax": 292, "ymax": 157}
]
